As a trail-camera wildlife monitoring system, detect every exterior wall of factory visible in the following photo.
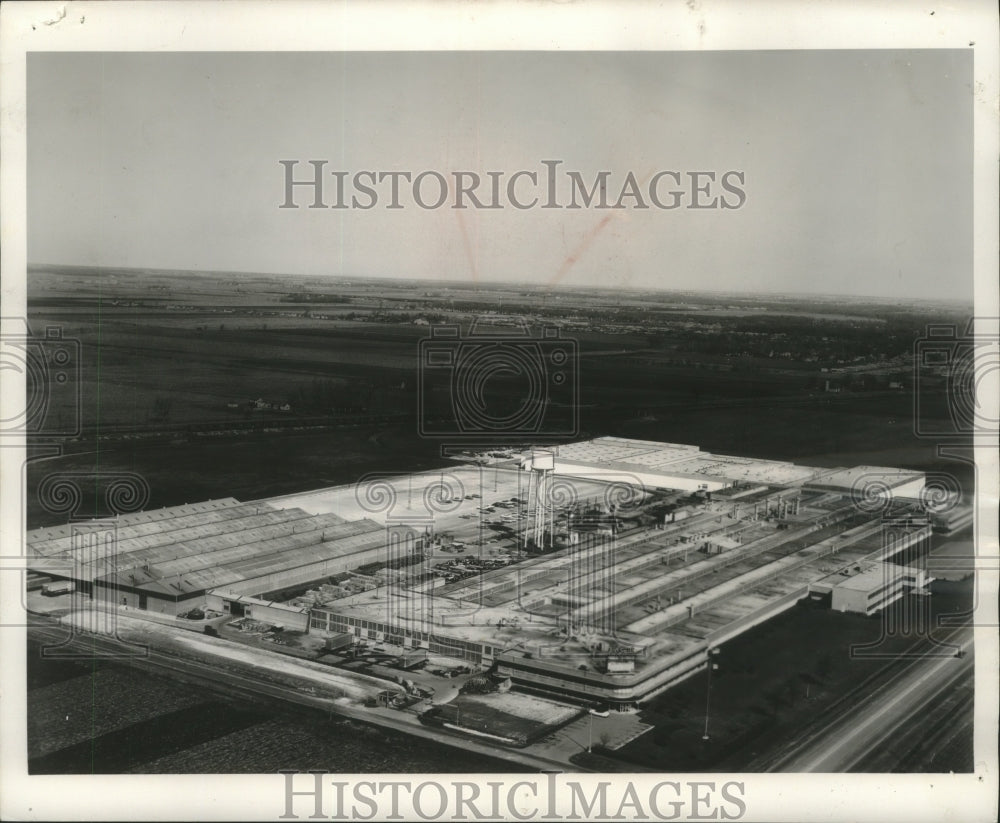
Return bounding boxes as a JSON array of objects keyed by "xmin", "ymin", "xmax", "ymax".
[
  {"xmin": 309, "ymin": 606, "xmax": 712, "ymax": 706},
  {"xmin": 87, "ymin": 544, "xmax": 390, "ymax": 617},
  {"xmin": 831, "ymin": 565, "xmax": 930, "ymax": 616},
  {"xmin": 494, "ymin": 646, "xmax": 708, "ymax": 707},
  {"xmin": 93, "ymin": 580, "xmax": 195, "ymax": 616},
  {"xmin": 206, "ymin": 592, "xmax": 309, "ymax": 630},
  {"xmin": 308, "ymin": 608, "xmax": 495, "ymax": 665}
]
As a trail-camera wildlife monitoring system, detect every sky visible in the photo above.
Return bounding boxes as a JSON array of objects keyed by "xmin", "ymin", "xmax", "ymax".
[{"xmin": 27, "ymin": 50, "xmax": 973, "ymax": 300}]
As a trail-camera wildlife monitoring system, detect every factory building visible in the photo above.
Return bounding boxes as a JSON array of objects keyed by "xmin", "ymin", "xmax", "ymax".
[
  {"xmin": 25, "ymin": 437, "xmax": 947, "ymax": 709},
  {"xmin": 548, "ymin": 437, "xmax": 822, "ymax": 491},
  {"xmin": 203, "ymin": 593, "xmax": 310, "ymax": 630},
  {"xmin": 804, "ymin": 465, "xmax": 928, "ymax": 505},
  {"xmin": 562, "ymin": 530, "xmax": 617, "ymax": 635},
  {"xmin": 554, "ymin": 460, "xmax": 728, "ymax": 494},
  {"xmin": 26, "ymin": 498, "xmax": 392, "ymax": 616},
  {"xmin": 828, "ymin": 562, "xmax": 933, "ymax": 616}
]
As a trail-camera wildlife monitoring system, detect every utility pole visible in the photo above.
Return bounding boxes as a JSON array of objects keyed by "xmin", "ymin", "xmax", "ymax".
[{"xmin": 702, "ymin": 646, "xmax": 720, "ymax": 740}]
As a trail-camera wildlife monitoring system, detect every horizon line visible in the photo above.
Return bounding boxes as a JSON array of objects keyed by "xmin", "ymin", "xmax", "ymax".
[{"xmin": 26, "ymin": 261, "xmax": 975, "ymax": 307}]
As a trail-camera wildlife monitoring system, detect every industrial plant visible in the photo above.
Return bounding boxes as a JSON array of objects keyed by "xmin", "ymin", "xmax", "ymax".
[{"xmin": 27, "ymin": 437, "xmax": 943, "ymax": 710}]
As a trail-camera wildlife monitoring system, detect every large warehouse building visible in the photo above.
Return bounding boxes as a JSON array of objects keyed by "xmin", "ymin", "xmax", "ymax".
[
  {"xmin": 26, "ymin": 498, "xmax": 394, "ymax": 616},
  {"xmin": 25, "ymin": 437, "xmax": 942, "ymax": 707}
]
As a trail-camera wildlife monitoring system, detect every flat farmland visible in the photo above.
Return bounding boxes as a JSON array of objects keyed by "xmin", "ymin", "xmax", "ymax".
[
  {"xmin": 25, "ymin": 424, "xmax": 447, "ymax": 528},
  {"xmin": 24, "ymin": 266, "xmax": 974, "ymax": 533},
  {"xmin": 29, "ymin": 314, "xmax": 422, "ymax": 431}
]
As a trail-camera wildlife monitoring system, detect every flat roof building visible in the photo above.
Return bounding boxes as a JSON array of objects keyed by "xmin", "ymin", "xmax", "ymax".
[
  {"xmin": 24, "ymin": 437, "xmax": 940, "ymax": 708},
  {"xmin": 27, "ymin": 498, "xmax": 392, "ymax": 616},
  {"xmin": 827, "ymin": 562, "xmax": 933, "ymax": 616}
]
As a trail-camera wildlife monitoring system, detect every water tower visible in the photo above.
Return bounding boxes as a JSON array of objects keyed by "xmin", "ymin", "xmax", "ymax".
[{"xmin": 521, "ymin": 449, "xmax": 556, "ymax": 551}]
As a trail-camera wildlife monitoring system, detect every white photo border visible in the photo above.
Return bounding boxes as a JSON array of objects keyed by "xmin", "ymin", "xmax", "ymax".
[{"xmin": 1, "ymin": 1, "xmax": 997, "ymax": 821}]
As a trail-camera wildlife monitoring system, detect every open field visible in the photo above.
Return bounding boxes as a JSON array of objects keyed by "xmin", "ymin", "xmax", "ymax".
[
  {"xmin": 24, "ymin": 393, "xmax": 972, "ymax": 530},
  {"xmin": 23, "ymin": 267, "xmax": 974, "ymax": 529},
  {"xmin": 26, "ymin": 637, "xmax": 524, "ymax": 775}
]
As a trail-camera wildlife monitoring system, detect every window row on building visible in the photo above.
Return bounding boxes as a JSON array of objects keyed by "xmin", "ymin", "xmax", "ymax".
[{"xmin": 309, "ymin": 607, "xmax": 494, "ymax": 664}]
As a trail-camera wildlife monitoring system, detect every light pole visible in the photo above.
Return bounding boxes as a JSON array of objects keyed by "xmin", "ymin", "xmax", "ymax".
[
  {"xmin": 587, "ymin": 707, "xmax": 607, "ymax": 753},
  {"xmin": 702, "ymin": 646, "xmax": 720, "ymax": 741}
]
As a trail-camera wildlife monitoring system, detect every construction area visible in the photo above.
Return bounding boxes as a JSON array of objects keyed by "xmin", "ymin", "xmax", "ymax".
[{"xmin": 25, "ymin": 436, "xmax": 946, "ymax": 710}]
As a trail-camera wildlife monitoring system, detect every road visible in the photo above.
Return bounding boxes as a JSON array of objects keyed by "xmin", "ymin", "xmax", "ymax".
[{"xmin": 775, "ymin": 627, "xmax": 974, "ymax": 772}]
